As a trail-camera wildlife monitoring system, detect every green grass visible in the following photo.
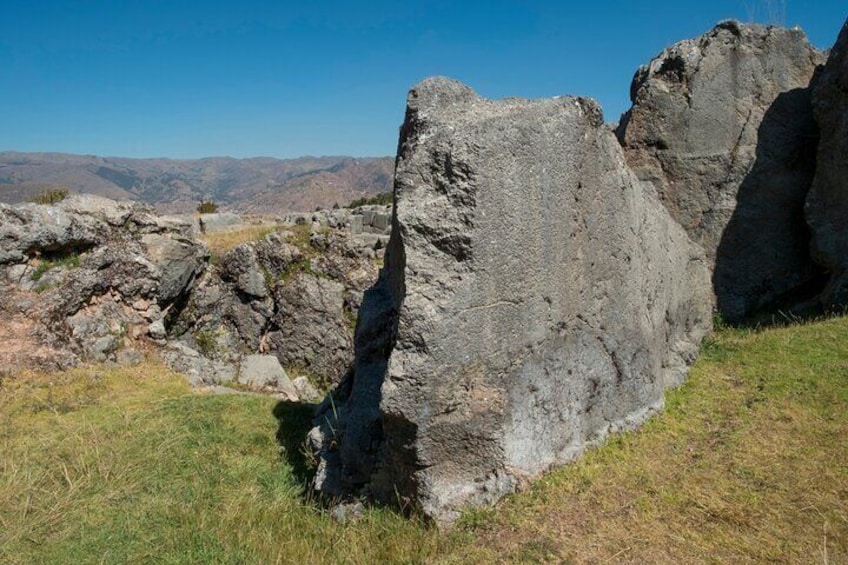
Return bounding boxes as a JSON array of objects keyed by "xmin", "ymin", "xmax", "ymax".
[
  {"xmin": 348, "ymin": 191, "xmax": 393, "ymax": 208},
  {"xmin": 0, "ymin": 361, "xmax": 445, "ymax": 564},
  {"xmin": 2, "ymin": 317, "xmax": 848, "ymax": 563},
  {"xmin": 29, "ymin": 253, "xmax": 81, "ymax": 282}
]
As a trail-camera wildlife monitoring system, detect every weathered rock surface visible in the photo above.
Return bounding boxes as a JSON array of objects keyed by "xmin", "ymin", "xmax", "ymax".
[
  {"xmin": 0, "ymin": 195, "xmax": 207, "ymax": 366},
  {"xmin": 238, "ymin": 354, "xmax": 299, "ymax": 399},
  {"xmin": 171, "ymin": 225, "xmax": 381, "ymax": 390},
  {"xmin": 268, "ymin": 273, "xmax": 351, "ymax": 384},
  {"xmin": 311, "ymin": 77, "xmax": 712, "ymax": 524},
  {"xmin": 617, "ymin": 21, "xmax": 826, "ymax": 322},
  {"xmin": 806, "ymin": 19, "xmax": 848, "ymax": 309},
  {"xmin": 161, "ymin": 341, "xmax": 237, "ymax": 387}
]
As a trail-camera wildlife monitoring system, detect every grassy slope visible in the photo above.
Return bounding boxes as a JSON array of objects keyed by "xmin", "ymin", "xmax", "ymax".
[{"xmin": 2, "ymin": 318, "xmax": 847, "ymax": 563}]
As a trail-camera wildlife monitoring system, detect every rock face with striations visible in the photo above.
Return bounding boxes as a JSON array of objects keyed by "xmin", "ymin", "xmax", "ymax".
[
  {"xmin": 310, "ymin": 77, "xmax": 712, "ymax": 525},
  {"xmin": 617, "ymin": 21, "xmax": 826, "ymax": 322},
  {"xmin": 805, "ymin": 19, "xmax": 848, "ymax": 309}
]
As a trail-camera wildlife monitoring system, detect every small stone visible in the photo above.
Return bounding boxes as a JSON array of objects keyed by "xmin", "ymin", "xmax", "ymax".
[
  {"xmin": 91, "ymin": 336, "xmax": 117, "ymax": 361},
  {"xmin": 143, "ymin": 304, "xmax": 162, "ymax": 321},
  {"xmin": 329, "ymin": 502, "xmax": 365, "ymax": 524},
  {"xmin": 148, "ymin": 318, "xmax": 167, "ymax": 340},
  {"xmin": 130, "ymin": 324, "xmax": 147, "ymax": 339},
  {"xmin": 292, "ymin": 376, "xmax": 321, "ymax": 402},
  {"xmin": 115, "ymin": 348, "xmax": 142, "ymax": 366},
  {"xmin": 237, "ymin": 354, "xmax": 299, "ymax": 399}
]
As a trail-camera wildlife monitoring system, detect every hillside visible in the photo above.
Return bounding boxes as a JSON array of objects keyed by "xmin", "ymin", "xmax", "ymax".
[{"xmin": 0, "ymin": 152, "xmax": 394, "ymax": 213}]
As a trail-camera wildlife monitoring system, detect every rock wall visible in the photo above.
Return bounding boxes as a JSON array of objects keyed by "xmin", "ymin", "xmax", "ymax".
[
  {"xmin": 0, "ymin": 194, "xmax": 383, "ymax": 395},
  {"xmin": 806, "ymin": 19, "xmax": 848, "ymax": 308},
  {"xmin": 617, "ymin": 21, "xmax": 826, "ymax": 322},
  {"xmin": 169, "ymin": 224, "xmax": 384, "ymax": 390},
  {"xmin": 0, "ymin": 195, "xmax": 207, "ymax": 368},
  {"xmin": 311, "ymin": 78, "xmax": 712, "ymax": 524}
]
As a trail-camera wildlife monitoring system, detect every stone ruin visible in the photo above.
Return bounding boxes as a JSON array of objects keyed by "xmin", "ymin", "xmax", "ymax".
[
  {"xmin": 1, "ymin": 16, "xmax": 846, "ymax": 530},
  {"xmin": 309, "ymin": 19, "xmax": 848, "ymax": 525}
]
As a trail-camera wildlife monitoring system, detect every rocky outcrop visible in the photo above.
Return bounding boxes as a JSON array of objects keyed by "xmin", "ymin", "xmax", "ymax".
[
  {"xmin": 0, "ymin": 195, "xmax": 207, "ymax": 367},
  {"xmin": 310, "ymin": 78, "xmax": 712, "ymax": 524},
  {"xmin": 806, "ymin": 19, "xmax": 848, "ymax": 309},
  {"xmin": 0, "ymin": 194, "xmax": 382, "ymax": 393},
  {"xmin": 171, "ymin": 225, "xmax": 382, "ymax": 390},
  {"xmin": 617, "ymin": 21, "xmax": 826, "ymax": 322}
]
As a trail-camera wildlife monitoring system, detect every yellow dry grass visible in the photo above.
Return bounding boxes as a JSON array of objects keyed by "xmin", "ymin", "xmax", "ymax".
[{"xmin": 199, "ymin": 224, "xmax": 279, "ymax": 260}]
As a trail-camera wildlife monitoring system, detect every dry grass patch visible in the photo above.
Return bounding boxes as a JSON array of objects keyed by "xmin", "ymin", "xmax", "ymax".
[{"xmin": 199, "ymin": 224, "xmax": 278, "ymax": 261}]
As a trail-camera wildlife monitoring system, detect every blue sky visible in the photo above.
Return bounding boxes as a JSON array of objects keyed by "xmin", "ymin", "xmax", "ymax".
[{"xmin": 1, "ymin": 1, "xmax": 844, "ymax": 159}]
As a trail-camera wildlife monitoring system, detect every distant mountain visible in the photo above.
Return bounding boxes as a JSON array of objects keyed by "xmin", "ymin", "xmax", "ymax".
[{"xmin": 0, "ymin": 152, "xmax": 394, "ymax": 213}]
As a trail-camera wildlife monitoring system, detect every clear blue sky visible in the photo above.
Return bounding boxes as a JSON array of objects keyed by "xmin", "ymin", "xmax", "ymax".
[{"xmin": 1, "ymin": 1, "xmax": 844, "ymax": 159}]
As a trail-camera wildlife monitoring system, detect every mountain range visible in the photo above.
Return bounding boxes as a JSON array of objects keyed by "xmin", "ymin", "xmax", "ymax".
[{"xmin": 0, "ymin": 152, "xmax": 394, "ymax": 213}]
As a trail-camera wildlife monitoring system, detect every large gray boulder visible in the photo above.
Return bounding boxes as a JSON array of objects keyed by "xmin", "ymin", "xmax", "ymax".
[
  {"xmin": 311, "ymin": 77, "xmax": 711, "ymax": 525},
  {"xmin": 617, "ymin": 21, "xmax": 826, "ymax": 322},
  {"xmin": 0, "ymin": 194, "xmax": 140, "ymax": 264},
  {"xmin": 141, "ymin": 233, "xmax": 207, "ymax": 305},
  {"xmin": 805, "ymin": 19, "xmax": 848, "ymax": 308}
]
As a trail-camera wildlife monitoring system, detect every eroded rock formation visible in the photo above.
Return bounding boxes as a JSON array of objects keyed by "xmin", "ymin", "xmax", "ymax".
[
  {"xmin": 0, "ymin": 194, "xmax": 385, "ymax": 394},
  {"xmin": 311, "ymin": 77, "xmax": 712, "ymax": 524},
  {"xmin": 806, "ymin": 19, "xmax": 848, "ymax": 309},
  {"xmin": 170, "ymin": 226, "xmax": 384, "ymax": 389},
  {"xmin": 0, "ymin": 195, "xmax": 206, "ymax": 369},
  {"xmin": 618, "ymin": 20, "xmax": 826, "ymax": 322}
]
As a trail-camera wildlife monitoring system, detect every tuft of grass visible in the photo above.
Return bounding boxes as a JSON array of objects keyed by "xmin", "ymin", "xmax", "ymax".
[
  {"xmin": 196, "ymin": 201, "xmax": 218, "ymax": 214},
  {"xmin": 192, "ymin": 328, "xmax": 221, "ymax": 357},
  {"xmin": 31, "ymin": 188, "xmax": 69, "ymax": 205},
  {"xmin": 29, "ymin": 253, "xmax": 81, "ymax": 282}
]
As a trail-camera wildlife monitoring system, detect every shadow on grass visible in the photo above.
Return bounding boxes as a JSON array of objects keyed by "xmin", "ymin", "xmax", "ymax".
[{"xmin": 272, "ymin": 400, "xmax": 317, "ymax": 487}]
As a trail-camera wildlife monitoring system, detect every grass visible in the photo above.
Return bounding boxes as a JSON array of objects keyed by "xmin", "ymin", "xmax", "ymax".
[
  {"xmin": 2, "ymin": 317, "xmax": 847, "ymax": 563},
  {"xmin": 31, "ymin": 187, "xmax": 69, "ymax": 205},
  {"xmin": 199, "ymin": 225, "xmax": 278, "ymax": 262},
  {"xmin": 0, "ymin": 359, "xmax": 445, "ymax": 564},
  {"xmin": 199, "ymin": 223, "xmax": 319, "ymax": 267},
  {"xmin": 348, "ymin": 191, "xmax": 393, "ymax": 208},
  {"xmin": 29, "ymin": 253, "xmax": 81, "ymax": 282}
]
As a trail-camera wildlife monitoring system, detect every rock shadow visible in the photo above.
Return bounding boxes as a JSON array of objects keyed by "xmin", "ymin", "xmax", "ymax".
[
  {"xmin": 714, "ymin": 87, "xmax": 827, "ymax": 326},
  {"xmin": 272, "ymin": 399, "xmax": 319, "ymax": 487}
]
